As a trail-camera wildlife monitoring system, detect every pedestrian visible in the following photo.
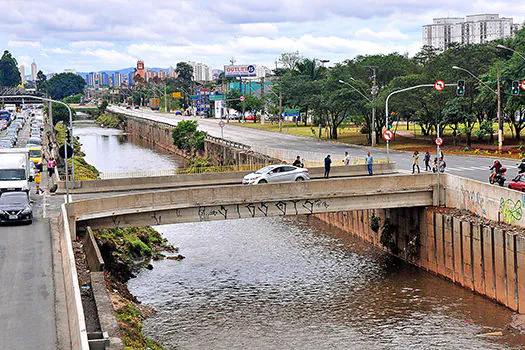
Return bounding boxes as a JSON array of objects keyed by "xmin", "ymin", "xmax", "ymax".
[
  {"xmin": 412, "ymin": 151, "xmax": 420, "ymax": 174},
  {"xmin": 424, "ymin": 150, "xmax": 431, "ymax": 171},
  {"xmin": 438, "ymin": 157, "xmax": 447, "ymax": 173},
  {"xmin": 343, "ymin": 151, "xmax": 351, "ymax": 166},
  {"xmin": 432, "ymin": 157, "xmax": 438, "ymax": 173},
  {"xmin": 292, "ymin": 155, "xmax": 303, "ymax": 168},
  {"xmin": 324, "ymin": 154, "xmax": 331, "ymax": 178},
  {"xmin": 47, "ymin": 157, "xmax": 57, "ymax": 178},
  {"xmin": 439, "ymin": 149, "xmax": 444, "ymax": 159},
  {"xmin": 365, "ymin": 151, "xmax": 374, "ymax": 175}
]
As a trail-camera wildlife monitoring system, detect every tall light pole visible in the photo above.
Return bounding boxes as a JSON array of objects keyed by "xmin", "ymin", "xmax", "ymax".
[
  {"xmin": 338, "ymin": 79, "xmax": 375, "ymax": 145},
  {"xmin": 452, "ymin": 65, "xmax": 502, "ymax": 151},
  {"xmin": 496, "ymin": 44, "xmax": 525, "ymax": 61},
  {"xmin": 365, "ymin": 66, "xmax": 379, "ymax": 146},
  {"xmin": 275, "ymin": 61, "xmax": 283, "ymax": 132}
]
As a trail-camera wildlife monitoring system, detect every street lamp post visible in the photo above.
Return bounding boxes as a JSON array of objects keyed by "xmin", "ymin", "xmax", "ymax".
[
  {"xmin": 338, "ymin": 79, "xmax": 375, "ymax": 145},
  {"xmin": 452, "ymin": 65, "xmax": 502, "ymax": 151},
  {"xmin": 496, "ymin": 44, "xmax": 525, "ymax": 61}
]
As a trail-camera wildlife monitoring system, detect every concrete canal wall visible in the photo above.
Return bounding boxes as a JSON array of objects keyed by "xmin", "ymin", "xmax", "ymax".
[{"xmin": 315, "ymin": 205, "xmax": 525, "ymax": 314}]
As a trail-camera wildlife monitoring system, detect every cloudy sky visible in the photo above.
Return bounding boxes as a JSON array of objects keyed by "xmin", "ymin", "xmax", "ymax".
[{"xmin": 2, "ymin": 0, "xmax": 523, "ymax": 74}]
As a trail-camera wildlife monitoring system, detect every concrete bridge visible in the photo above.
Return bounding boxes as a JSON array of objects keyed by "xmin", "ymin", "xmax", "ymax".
[{"xmin": 71, "ymin": 173, "xmax": 439, "ymax": 233}]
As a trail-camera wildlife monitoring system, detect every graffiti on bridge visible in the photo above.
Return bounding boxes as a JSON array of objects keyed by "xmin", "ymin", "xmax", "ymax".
[
  {"xmin": 499, "ymin": 197, "xmax": 522, "ymax": 225},
  {"xmin": 460, "ymin": 185, "xmax": 487, "ymax": 215}
]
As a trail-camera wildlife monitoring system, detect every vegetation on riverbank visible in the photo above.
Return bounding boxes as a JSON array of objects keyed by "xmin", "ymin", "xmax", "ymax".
[
  {"xmin": 54, "ymin": 123, "xmax": 99, "ymax": 180},
  {"xmin": 96, "ymin": 113, "xmax": 122, "ymax": 129},
  {"xmin": 93, "ymin": 226, "xmax": 183, "ymax": 349}
]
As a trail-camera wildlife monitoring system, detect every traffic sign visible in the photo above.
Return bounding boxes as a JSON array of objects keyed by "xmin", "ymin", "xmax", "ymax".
[
  {"xmin": 435, "ymin": 137, "xmax": 443, "ymax": 146},
  {"xmin": 218, "ymin": 120, "xmax": 225, "ymax": 128},
  {"xmin": 209, "ymin": 94, "xmax": 224, "ymax": 101},
  {"xmin": 284, "ymin": 109, "xmax": 300, "ymax": 117},
  {"xmin": 383, "ymin": 129, "xmax": 394, "ymax": 141},
  {"xmin": 521, "ymin": 80, "xmax": 525, "ymax": 91},
  {"xmin": 172, "ymin": 92, "xmax": 181, "ymax": 98},
  {"xmin": 434, "ymin": 80, "xmax": 445, "ymax": 91},
  {"xmin": 239, "ymin": 95, "xmax": 246, "ymax": 102}
]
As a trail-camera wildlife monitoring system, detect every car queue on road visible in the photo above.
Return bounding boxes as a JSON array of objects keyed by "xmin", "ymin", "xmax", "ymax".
[{"xmin": 0, "ymin": 105, "xmax": 45, "ymax": 224}]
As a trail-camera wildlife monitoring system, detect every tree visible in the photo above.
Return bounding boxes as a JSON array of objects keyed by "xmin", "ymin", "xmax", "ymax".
[
  {"xmin": 36, "ymin": 70, "xmax": 47, "ymax": 92},
  {"xmin": 46, "ymin": 73, "xmax": 86, "ymax": 100},
  {"xmin": 0, "ymin": 50, "xmax": 21, "ymax": 87},
  {"xmin": 171, "ymin": 120, "xmax": 207, "ymax": 155},
  {"xmin": 47, "ymin": 102, "xmax": 76, "ymax": 126}
]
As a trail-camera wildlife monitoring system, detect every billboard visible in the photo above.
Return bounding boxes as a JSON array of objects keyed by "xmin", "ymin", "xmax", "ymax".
[{"xmin": 224, "ymin": 65, "xmax": 257, "ymax": 78}]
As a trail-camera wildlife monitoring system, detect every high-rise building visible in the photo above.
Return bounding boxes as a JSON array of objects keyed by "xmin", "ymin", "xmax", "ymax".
[
  {"xmin": 31, "ymin": 61, "xmax": 37, "ymax": 81},
  {"xmin": 188, "ymin": 61, "xmax": 213, "ymax": 82},
  {"xmin": 423, "ymin": 14, "xmax": 520, "ymax": 51},
  {"xmin": 19, "ymin": 65, "xmax": 25, "ymax": 82},
  {"xmin": 136, "ymin": 60, "xmax": 145, "ymax": 79}
]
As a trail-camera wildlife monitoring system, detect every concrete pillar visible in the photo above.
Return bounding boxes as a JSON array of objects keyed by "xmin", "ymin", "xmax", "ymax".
[
  {"xmin": 516, "ymin": 235, "xmax": 525, "ymax": 313},
  {"xmin": 427, "ymin": 210, "xmax": 437, "ymax": 271},
  {"xmin": 506, "ymin": 232, "xmax": 519, "ymax": 311},
  {"xmin": 482, "ymin": 226, "xmax": 496, "ymax": 300},
  {"xmin": 462, "ymin": 221, "xmax": 474, "ymax": 290},
  {"xmin": 453, "ymin": 217, "xmax": 463, "ymax": 283},
  {"xmin": 493, "ymin": 228, "xmax": 507, "ymax": 305},
  {"xmin": 444, "ymin": 215, "xmax": 454, "ymax": 279},
  {"xmin": 419, "ymin": 209, "xmax": 429, "ymax": 269},
  {"xmin": 435, "ymin": 213, "xmax": 445, "ymax": 276},
  {"xmin": 472, "ymin": 224, "xmax": 485, "ymax": 295}
]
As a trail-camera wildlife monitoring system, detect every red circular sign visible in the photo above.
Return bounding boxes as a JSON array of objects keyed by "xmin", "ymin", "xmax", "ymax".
[
  {"xmin": 434, "ymin": 80, "xmax": 445, "ymax": 91},
  {"xmin": 239, "ymin": 95, "xmax": 246, "ymax": 102},
  {"xmin": 383, "ymin": 129, "xmax": 394, "ymax": 141},
  {"xmin": 435, "ymin": 137, "xmax": 443, "ymax": 146},
  {"xmin": 521, "ymin": 80, "xmax": 525, "ymax": 91}
]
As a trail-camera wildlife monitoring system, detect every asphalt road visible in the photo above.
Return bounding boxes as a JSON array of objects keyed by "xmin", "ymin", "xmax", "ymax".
[
  {"xmin": 109, "ymin": 105, "xmax": 520, "ymax": 184},
  {"xmin": 0, "ymin": 115, "xmax": 57, "ymax": 349}
]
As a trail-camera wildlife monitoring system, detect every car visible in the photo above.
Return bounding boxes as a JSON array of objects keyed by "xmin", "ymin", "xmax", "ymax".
[
  {"xmin": 134, "ymin": 105, "xmax": 139, "ymax": 109},
  {"xmin": 0, "ymin": 191, "xmax": 33, "ymax": 224},
  {"xmin": 229, "ymin": 113, "xmax": 240, "ymax": 120},
  {"xmin": 26, "ymin": 137, "xmax": 42, "ymax": 147},
  {"xmin": 245, "ymin": 114, "xmax": 258, "ymax": 121},
  {"xmin": 29, "ymin": 147, "xmax": 43, "ymax": 166},
  {"xmin": 509, "ymin": 174, "xmax": 525, "ymax": 191},
  {"xmin": 242, "ymin": 164, "xmax": 310, "ymax": 185}
]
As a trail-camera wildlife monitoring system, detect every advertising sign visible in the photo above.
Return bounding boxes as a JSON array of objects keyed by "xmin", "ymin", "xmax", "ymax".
[
  {"xmin": 224, "ymin": 65, "xmax": 257, "ymax": 77},
  {"xmin": 284, "ymin": 109, "xmax": 300, "ymax": 117},
  {"xmin": 172, "ymin": 92, "xmax": 181, "ymax": 98}
]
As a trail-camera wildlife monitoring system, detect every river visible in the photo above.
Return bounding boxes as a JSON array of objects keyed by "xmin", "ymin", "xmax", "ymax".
[{"xmin": 77, "ymin": 122, "xmax": 525, "ymax": 349}]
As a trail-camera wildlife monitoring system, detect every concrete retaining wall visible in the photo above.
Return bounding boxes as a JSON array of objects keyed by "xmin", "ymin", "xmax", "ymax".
[
  {"xmin": 91, "ymin": 272, "xmax": 123, "ymax": 349},
  {"xmin": 84, "ymin": 227, "xmax": 105, "ymax": 272},
  {"xmin": 315, "ymin": 207, "xmax": 525, "ymax": 313},
  {"xmin": 57, "ymin": 205, "xmax": 90, "ymax": 349}
]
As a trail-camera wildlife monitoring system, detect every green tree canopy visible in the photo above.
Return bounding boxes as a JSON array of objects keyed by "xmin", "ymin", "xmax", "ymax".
[
  {"xmin": 171, "ymin": 120, "xmax": 207, "ymax": 155},
  {"xmin": 36, "ymin": 70, "xmax": 47, "ymax": 92},
  {"xmin": 0, "ymin": 50, "xmax": 21, "ymax": 87},
  {"xmin": 46, "ymin": 73, "xmax": 86, "ymax": 100}
]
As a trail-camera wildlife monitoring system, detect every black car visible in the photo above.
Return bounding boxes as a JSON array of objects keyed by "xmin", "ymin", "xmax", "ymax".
[{"xmin": 0, "ymin": 191, "xmax": 33, "ymax": 224}]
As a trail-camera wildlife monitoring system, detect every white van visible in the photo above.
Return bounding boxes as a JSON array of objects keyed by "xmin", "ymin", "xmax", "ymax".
[{"xmin": 0, "ymin": 148, "xmax": 32, "ymax": 192}]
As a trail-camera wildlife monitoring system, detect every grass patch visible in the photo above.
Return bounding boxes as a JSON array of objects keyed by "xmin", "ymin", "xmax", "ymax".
[{"xmin": 96, "ymin": 113, "xmax": 122, "ymax": 129}]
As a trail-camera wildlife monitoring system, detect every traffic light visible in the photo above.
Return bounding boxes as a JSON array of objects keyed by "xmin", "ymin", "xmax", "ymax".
[
  {"xmin": 65, "ymin": 129, "xmax": 71, "ymax": 145},
  {"xmin": 512, "ymin": 81, "xmax": 520, "ymax": 96},
  {"xmin": 456, "ymin": 80, "xmax": 465, "ymax": 96}
]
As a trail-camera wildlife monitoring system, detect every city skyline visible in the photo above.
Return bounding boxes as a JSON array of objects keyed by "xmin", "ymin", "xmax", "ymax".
[{"xmin": 1, "ymin": 1, "xmax": 523, "ymax": 74}]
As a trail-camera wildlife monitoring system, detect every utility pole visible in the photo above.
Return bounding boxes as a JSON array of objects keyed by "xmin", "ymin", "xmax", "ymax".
[
  {"xmin": 366, "ymin": 66, "xmax": 379, "ymax": 147},
  {"xmin": 260, "ymin": 76, "xmax": 265, "ymax": 124},
  {"xmin": 497, "ymin": 63, "xmax": 502, "ymax": 152},
  {"xmin": 275, "ymin": 61, "xmax": 283, "ymax": 132},
  {"xmin": 164, "ymin": 83, "xmax": 167, "ymax": 113}
]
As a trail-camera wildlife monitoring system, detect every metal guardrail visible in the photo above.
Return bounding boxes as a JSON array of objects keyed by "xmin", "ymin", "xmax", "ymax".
[{"xmin": 206, "ymin": 135, "xmax": 252, "ymax": 151}]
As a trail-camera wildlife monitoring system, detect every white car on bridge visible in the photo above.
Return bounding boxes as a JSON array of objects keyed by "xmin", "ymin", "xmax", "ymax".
[{"xmin": 242, "ymin": 164, "xmax": 310, "ymax": 185}]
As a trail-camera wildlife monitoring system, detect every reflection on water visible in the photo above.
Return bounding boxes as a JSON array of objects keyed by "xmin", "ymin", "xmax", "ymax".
[
  {"xmin": 128, "ymin": 216, "xmax": 525, "ymax": 349},
  {"xmin": 74, "ymin": 123, "xmax": 182, "ymax": 173}
]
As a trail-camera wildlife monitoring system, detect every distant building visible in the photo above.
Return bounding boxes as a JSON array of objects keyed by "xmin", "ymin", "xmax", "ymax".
[
  {"xmin": 19, "ymin": 65, "xmax": 25, "ymax": 82},
  {"xmin": 423, "ymin": 14, "xmax": 520, "ymax": 50},
  {"xmin": 31, "ymin": 61, "xmax": 37, "ymax": 81},
  {"xmin": 136, "ymin": 60, "xmax": 145, "ymax": 79},
  {"xmin": 64, "ymin": 69, "xmax": 77, "ymax": 74},
  {"xmin": 188, "ymin": 61, "xmax": 213, "ymax": 82}
]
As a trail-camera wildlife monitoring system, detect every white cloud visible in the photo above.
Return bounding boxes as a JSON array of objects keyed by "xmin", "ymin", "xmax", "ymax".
[
  {"xmin": 46, "ymin": 47, "xmax": 72, "ymax": 54},
  {"xmin": 355, "ymin": 28, "xmax": 409, "ymax": 40},
  {"xmin": 70, "ymin": 41, "xmax": 115, "ymax": 48},
  {"xmin": 80, "ymin": 48, "xmax": 136, "ymax": 66},
  {"xmin": 8, "ymin": 40, "xmax": 42, "ymax": 48},
  {"xmin": 239, "ymin": 23, "xmax": 279, "ymax": 37}
]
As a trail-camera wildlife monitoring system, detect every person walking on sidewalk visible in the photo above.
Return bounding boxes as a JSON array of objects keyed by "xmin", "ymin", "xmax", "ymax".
[
  {"xmin": 424, "ymin": 150, "xmax": 431, "ymax": 171},
  {"xmin": 324, "ymin": 155, "xmax": 332, "ymax": 178},
  {"xmin": 47, "ymin": 157, "xmax": 57, "ymax": 178},
  {"xmin": 343, "ymin": 151, "xmax": 351, "ymax": 166},
  {"xmin": 412, "ymin": 151, "xmax": 420, "ymax": 174},
  {"xmin": 365, "ymin": 152, "xmax": 374, "ymax": 175}
]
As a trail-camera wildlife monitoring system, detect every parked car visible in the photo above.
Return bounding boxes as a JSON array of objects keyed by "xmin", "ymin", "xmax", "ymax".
[
  {"xmin": 245, "ymin": 114, "xmax": 258, "ymax": 121},
  {"xmin": 242, "ymin": 164, "xmax": 310, "ymax": 185},
  {"xmin": 508, "ymin": 174, "xmax": 525, "ymax": 191},
  {"xmin": 0, "ymin": 191, "xmax": 33, "ymax": 224}
]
